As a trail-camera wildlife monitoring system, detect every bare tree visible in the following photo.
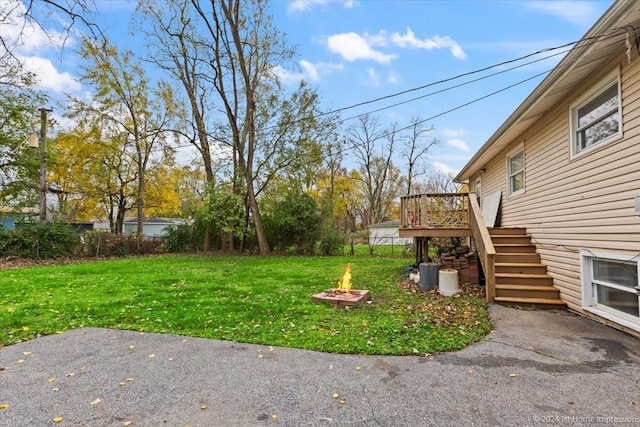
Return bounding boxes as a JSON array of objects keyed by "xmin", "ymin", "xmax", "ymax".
[
  {"xmin": 401, "ymin": 116, "xmax": 438, "ymax": 195},
  {"xmin": 346, "ymin": 114, "xmax": 404, "ymax": 254},
  {"xmin": 139, "ymin": 0, "xmax": 221, "ymax": 250},
  {"xmin": 417, "ymin": 171, "xmax": 460, "ymax": 194}
]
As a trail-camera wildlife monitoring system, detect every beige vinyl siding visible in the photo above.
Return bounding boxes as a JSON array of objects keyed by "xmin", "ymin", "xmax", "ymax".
[{"xmin": 479, "ymin": 53, "xmax": 640, "ymax": 316}]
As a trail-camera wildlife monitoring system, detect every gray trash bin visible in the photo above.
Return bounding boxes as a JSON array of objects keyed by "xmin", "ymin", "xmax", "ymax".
[{"xmin": 419, "ymin": 262, "xmax": 439, "ymax": 291}]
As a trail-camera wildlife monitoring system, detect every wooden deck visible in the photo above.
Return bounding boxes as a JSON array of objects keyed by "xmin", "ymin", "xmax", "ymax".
[
  {"xmin": 400, "ymin": 192, "xmax": 496, "ymax": 302},
  {"xmin": 399, "ymin": 193, "xmax": 472, "ymax": 238}
]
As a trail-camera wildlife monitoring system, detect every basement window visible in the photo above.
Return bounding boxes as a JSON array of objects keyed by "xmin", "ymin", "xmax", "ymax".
[
  {"xmin": 581, "ymin": 250, "xmax": 640, "ymax": 331},
  {"xmin": 570, "ymin": 71, "xmax": 621, "ymax": 157}
]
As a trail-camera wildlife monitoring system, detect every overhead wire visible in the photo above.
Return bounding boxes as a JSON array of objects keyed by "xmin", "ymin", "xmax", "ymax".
[
  {"xmin": 341, "ymin": 47, "xmax": 570, "ymax": 123},
  {"xmin": 162, "ymin": 23, "xmax": 637, "ymax": 156},
  {"xmin": 312, "ymin": 23, "xmax": 634, "ymax": 120}
]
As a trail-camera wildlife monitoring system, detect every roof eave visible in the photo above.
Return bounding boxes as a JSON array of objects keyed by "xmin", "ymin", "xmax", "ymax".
[{"xmin": 455, "ymin": 0, "xmax": 636, "ymax": 183}]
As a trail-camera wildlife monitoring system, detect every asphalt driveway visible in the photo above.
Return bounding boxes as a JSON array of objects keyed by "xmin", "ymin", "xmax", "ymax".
[{"xmin": 1, "ymin": 304, "xmax": 640, "ymax": 426}]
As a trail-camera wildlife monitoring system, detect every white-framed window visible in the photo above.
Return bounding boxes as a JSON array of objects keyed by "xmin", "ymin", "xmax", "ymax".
[
  {"xmin": 570, "ymin": 70, "xmax": 621, "ymax": 157},
  {"xmin": 581, "ymin": 250, "xmax": 640, "ymax": 331},
  {"xmin": 507, "ymin": 146, "xmax": 525, "ymax": 196}
]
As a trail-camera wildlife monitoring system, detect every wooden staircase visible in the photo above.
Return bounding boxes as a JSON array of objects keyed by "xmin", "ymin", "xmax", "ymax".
[{"xmin": 489, "ymin": 228, "xmax": 565, "ymax": 308}]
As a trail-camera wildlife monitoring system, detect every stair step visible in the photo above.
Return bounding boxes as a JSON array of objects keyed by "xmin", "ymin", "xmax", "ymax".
[
  {"xmin": 495, "ymin": 273, "xmax": 553, "ymax": 286},
  {"xmin": 495, "ymin": 262, "xmax": 547, "ymax": 274},
  {"xmin": 489, "ymin": 227, "xmax": 527, "ymax": 236},
  {"xmin": 491, "ymin": 235, "xmax": 532, "ymax": 245},
  {"xmin": 495, "ymin": 253, "xmax": 541, "ymax": 263},
  {"xmin": 494, "ymin": 244, "xmax": 537, "ymax": 253},
  {"xmin": 494, "ymin": 296, "xmax": 566, "ymax": 307},
  {"xmin": 495, "ymin": 284, "xmax": 560, "ymax": 299}
]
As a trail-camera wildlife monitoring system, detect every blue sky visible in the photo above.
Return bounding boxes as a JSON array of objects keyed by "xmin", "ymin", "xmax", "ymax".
[{"xmin": 10, "ymin": 0, "xmax": 615, "ymax": 175}]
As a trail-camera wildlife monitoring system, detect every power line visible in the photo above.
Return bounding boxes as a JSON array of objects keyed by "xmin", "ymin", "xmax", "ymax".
[
  {"xmin": 168, "ymin": 24, "xmax": 636, "ymax": 157},
  {"xmin": 324, "ymin": 24, "xmax": 632, "ymax": 118},
  {"xmin": 341, "ymin": 47, "xmax": 570, "ymax": 122}
]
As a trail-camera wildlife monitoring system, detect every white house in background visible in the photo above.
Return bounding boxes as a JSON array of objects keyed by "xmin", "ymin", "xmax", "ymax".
[
  {"xmin": 123, "ymin": 217, "xmax": 187, "ymax": 237},
  {"xmin": 368, "ymin": 220, "xmax": 413, "ymax": 246}
]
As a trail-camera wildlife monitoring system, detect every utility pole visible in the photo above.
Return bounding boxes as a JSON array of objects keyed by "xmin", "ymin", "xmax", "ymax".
[{"xmin": 38, "ymin": 108, "xmax": 52, "ymax": 223}]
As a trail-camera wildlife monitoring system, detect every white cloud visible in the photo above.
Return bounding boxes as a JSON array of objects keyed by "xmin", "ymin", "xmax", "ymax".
[
  {"xmin": 300, "ymin": 60, "xmax": 320, "ymax": 82},
  {"xmin": 272, "ymin": 65, "xmax": 304, "ymax": 84},
  {"xmin": 300, "ymin": 60, "xmax": 343, "ymax": 82},
  {"xmin": 366, "ymin": 68, "xmax": 380, "ymax": 87},
  {"xmin": 387, "ymin": 71, "xmax": 399, "ymax": 84},
  {"xmin": 441, "ymin": 128, "xmax": 466, "ymax": 138},
  {"xmin": 2, "ymin": 1, "xmax": 68, "ymax": 54},
  {"xmin": 446, "ymin": 138, "xmax": 470, "ymax": 152},
  {"xmin": 0, "ymin": 0, "xmax": 80, "ymax": 94},
  {"xmin": 433, "ymin": 162, "xmax": 458, "ymax": 175},
  {"xmin": 326, "ymin": 28, "xmax": 465, "ymax": 64},
  {"xmin": 288, "ymin": 0, "xmax": 357, "ymax": 13},
  {"xmin": 22, "ymin": 56, "xmax": 81, "ymax": 93},
  {"xmin": 391, "ymin": 28, "xmax": 466, "ymax": 60},
  {"xmin": 326, "ymin": 32, "xmax": 396, "ymax": 63},
  {"xmin": 272, "ymin": 60, "xmax": 343, "ymax": 84},
  {"xmin": 525, "ymin": 1, "xmax": 600, "ymax": 27}
]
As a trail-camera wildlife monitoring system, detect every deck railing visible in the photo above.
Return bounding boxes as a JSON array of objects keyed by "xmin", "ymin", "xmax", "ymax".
[{"xmin": 400, "ymin": 193, "xmax": 469, "ymax": 230}]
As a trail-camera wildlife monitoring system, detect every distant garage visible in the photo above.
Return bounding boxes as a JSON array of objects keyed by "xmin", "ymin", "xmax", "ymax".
[{"xmin": 368, "ymin": 220, "xmax": 413, "ymax": 246}]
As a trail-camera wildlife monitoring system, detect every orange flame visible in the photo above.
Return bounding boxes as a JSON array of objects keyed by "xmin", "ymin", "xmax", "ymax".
[{"xmin": 338, "ymin": 263, "xmax": 352, "ymax": 294}]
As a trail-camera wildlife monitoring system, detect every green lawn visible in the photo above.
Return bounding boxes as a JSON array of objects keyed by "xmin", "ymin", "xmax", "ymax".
[{"xmin": 0, "ymin": 254, "xmax": 491, "ymax": 355}]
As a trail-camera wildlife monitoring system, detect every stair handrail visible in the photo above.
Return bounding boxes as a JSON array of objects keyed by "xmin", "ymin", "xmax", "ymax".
[{"xmin": 468, "ymin": 194, "xmax": 496, "ymax": 302}]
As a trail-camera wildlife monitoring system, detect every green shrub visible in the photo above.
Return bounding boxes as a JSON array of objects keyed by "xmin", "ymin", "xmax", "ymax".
[
  {"xmin": 264, "ymin": 193, "xmax": 321, "ymax": 254},
  {"xmin": 0, "ymin": 222, "xmax": 79, "ymax": 258},
  {"xmin": 165, "ymin": 224, "xmax": 198, "ymax": 253},
  {"xmin": 318, "ymin": 222, "xmax": 345, "ymax": 255}
]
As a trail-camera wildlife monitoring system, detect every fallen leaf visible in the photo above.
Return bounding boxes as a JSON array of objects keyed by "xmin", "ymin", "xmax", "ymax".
[
  {"xmin": 14, "ymin": 359, "xmax": 24, "ymax": 365},
  {"xmin": 126, "ymin": 378, "xmax": 134, "ymax": 382},
  {"xmin": 200, "ymin": 405, "xmax": 207, "ymax": 410},
  {"xmin": 509, "ymin": 373, "xmax": 517, "ymax": 377},
  {"xmin": 332, "ymin": 393, "xmax": 339, "ymax": 399},
  {"xmin": 123, "ymin": 422, "xmax": 132, "ymax": 426},
  {"xmin": 355, "ymin": 366, "xmax": 361, "ymax": 371},
  {"xmin": 168, "ymin": 357, "xmax": 174, "ymax": 361},
  {"xmin": 271, "ymin": 414, "xmax": 277, "ymax": 419},
  {"xmin": 129, "ymin": 345, "xmax": 135, "ymax": 349},
  {"xmin": 22, "ymin": 352, "xmax": 31, "ymax": 356},
  {"xmin": 65, "ymin": 372, "xmax": 75, "ymax": 377},
  {"xmin": 119, "ymin": 382, "xmax": 126, "ymax": 387},
  {"xmin": 148, "ymin": 354, "xmax": 155, "ymax": 358},
  {"xmin": 52, "ymin": 388, "xmax": 59, "ymax": 392},
  {"xmin": 0, "ymin": 403, "xmax": 9, "ymax": 410},
  {"xmin": 53, "ymin": 416, "xmax": 63, "ymax": 423},
  {"xmin": 90, "ymin": 398, "xmax": 102, "ymax": 406},
  {"xmin": 340, "ymin": 400, "xmax": 346, "ymax": 404},
  {"xmin": 48, "ymin": 378, "xmax": 56, "ymax": 383},
  {"xmin": 258, "ymin": 354, "xmax": 263, "ymax": 359}
]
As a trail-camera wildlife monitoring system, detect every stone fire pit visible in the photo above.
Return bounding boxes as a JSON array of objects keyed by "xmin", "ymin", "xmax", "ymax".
[
  {"xmin": 312, "ymin": 263, "xmax": 370, "ymax": 307},
  {"xmin": 311, "ymin": 289, "xmax": 371, "ymax": 307}
]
